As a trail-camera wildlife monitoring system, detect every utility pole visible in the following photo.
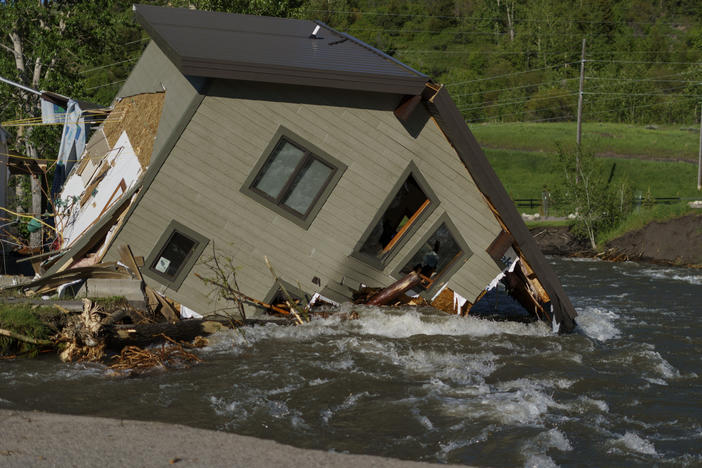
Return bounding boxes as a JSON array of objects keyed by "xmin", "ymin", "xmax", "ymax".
[
  {"xmin": 576, "ymin": 38, "xmax": 586, "ymax": 147},
  {"xmin": 698, "ymin": 102, "xmax": 701, "ymax": 191},
  {"xmin": 576, "ymin": 38, "xmax": 586, "ymax": 184}
]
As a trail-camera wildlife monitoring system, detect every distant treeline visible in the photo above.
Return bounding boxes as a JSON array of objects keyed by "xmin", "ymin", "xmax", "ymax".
[
  {"xmin": 2, "ymin": 0, "xmax": 701, "ymax": 132},
  {"xmin": 299, "ymin": 0, "xmax": 702, "ymax": 125}
]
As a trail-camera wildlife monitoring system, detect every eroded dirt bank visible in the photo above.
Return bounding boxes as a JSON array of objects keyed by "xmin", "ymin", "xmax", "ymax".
[{"xmin": 530, "ymin": 214, "xmax": 702, "ymax": 267}]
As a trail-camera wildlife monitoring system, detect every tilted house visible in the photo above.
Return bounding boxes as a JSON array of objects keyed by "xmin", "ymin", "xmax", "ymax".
[{"xmin": 53, "ymin": 5, "xmax": 577, "ymax": 331}]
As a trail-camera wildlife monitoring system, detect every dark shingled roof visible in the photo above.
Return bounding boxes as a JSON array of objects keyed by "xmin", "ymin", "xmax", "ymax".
[{"xmin": 133, "ymin": 4, "xmax": 428, "ymax": 95}]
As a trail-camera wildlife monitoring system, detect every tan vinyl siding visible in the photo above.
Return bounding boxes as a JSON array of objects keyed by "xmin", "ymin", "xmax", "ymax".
[{"xmin": 109, "ymin": 79, "xmax": 504, "ymax": 315}]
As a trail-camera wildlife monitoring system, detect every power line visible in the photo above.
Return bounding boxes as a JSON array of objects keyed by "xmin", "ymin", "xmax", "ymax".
[
  {"xmin": 584, "ymin": 91, "xmax": 701, "ymax": 97},
  {"xmin": 306, "ymin": 9, "xmax": 699, "ymax": 26},
  {"xmin": 123, "ymin": 37, "xmax": 149, "ymax": 45},
  {"xmin": 470, "ymin": 95, "xmax": 698, "ymax": 124},
  {"xmin": 451, "ymin": 78, "xmax": 579, "ymax": 98},
  {"xmin": 588, "ymin": 59, "xmax": 702, "ymax": 65},
  {"xmin": 585, "ymin": 76, "xmax": 702, "ymax": 84},
  {"xmin": 459, "ymin": 92, "xmax": 578, "ymax": 112},
  {"xmin": 80, "ymin": 57, "xmax": 138, "ymax": 75},
  {"xmin": 350, "ymin": 27, "xmax": 602, "ymax": 38},
  {"xmin": 446, "ymin": 63, "xmax": 577, "ymax": 86},
  {"xmin": 86, "ymin": 79, "xmax": 126, "ymax": 91}
]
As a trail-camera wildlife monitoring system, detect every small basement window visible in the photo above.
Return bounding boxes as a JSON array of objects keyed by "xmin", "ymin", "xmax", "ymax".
[
  {"xmin": 353, "ymin": 163, "xmax": 438, "ymax": 268},
  {"xmin": 144, "ymin": 220, "xmax": 209, "ymax": 290},
  {"xmin": 396, "ymin": 215, "xmax": 472, "ymax": 293},
  {"xmin": 243, "ymin": 129, "xmax": 346, "ymax": 229}
]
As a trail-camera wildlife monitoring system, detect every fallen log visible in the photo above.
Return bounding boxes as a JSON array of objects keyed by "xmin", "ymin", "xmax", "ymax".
[
  {"xmin": 0, "ymin": 328, "xmax": 53, "ymax": 346},
  {"xmin": 366, "ymin": 271, "xmax": 423, "ymax": 306},
  {"xmin": 108, "ymin": 320, "xmax": 224, "ymax": 348}
]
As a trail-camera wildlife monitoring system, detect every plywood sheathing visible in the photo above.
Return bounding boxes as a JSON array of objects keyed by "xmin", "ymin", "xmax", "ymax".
[
  {"xmin": 102, "ymin": 92, "xmax": 165, "ymax": 169},
  {"xmin": 431, "ymin": 287, "xmax": 471, "ymax": 315}
]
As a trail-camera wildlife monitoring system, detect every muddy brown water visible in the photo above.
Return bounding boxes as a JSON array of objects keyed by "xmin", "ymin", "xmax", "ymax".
[{"xmin": 1, "ymin": 257, "xmax": 700, "ymax": 467}]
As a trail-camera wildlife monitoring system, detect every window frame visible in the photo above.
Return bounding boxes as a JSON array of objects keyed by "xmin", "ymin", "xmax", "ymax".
[
  {"xmin": 392, "ymin": 213, "xmax": 472, "ymax": 297},
  {"xmin": 143, "ymin": 220, "xmax": 210, "ymax": 291},
  {"xmin": 350, "ymin": 162, "xmax": 440, "ymax": 270},
  {"xmin": 241, "ymin": 127, "xmax": 346, "ymax": 230}
]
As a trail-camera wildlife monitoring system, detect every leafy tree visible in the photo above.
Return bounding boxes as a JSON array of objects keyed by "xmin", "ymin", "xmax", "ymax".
[
  {"xmin": 0, "ymin": 0, "xmax": 138, "ymax": 247},
  {"xmin": 552, "ymin": 146, "xmax": 632, "ymax": 249}
]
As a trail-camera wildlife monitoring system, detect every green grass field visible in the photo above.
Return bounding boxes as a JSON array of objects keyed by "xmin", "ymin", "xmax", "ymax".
[
  {"xmin": 485, "ymin": 148, "xmax": 700, "ymax": 201},
  {"xmin": 471, "ymin": 122, "xmax": 700, "ymax": 162},
  {"xmin": 476, "ymin": 122, "xmax": 701, "ymax": 238}
]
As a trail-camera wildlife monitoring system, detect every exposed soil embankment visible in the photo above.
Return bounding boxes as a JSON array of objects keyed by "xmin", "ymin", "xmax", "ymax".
[
  {"xmin": 529, "ymin": 225, "xmax": 590, "ymax": 256},
  {"xmin": 530, "ymin": 214, "xmax": 702, "ymax": 267},
  {"xmin": 605, "ymin": 214, "xmax": 702, "ymax": 267}
]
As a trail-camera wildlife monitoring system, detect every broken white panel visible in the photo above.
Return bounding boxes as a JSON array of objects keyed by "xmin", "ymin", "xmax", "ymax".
[
  {"xmin": 452, "ymin": 290, "xmax": 468, "ymax": 315},
  {"xmin": 180, "ymin": 304, "xmax": 203, "ymax": 319},
  {"xmin": 59, "ymin": 131, "xmax": 142, "ymax": 248},
  {"xmin": 57, "ymin": 100, "xmax": 86, "ymax": 173},
  {"xmin": 94, "ymin": 194, "xmax": 139, "ymax": 259},
  {"xmin": 499, "ymin": 246, "xmax": 518, "ymax": 269},
  {"xmin": 41, "ymin": 98, "xmax": 66, "ymax": 124},
  {"xmin": 486, "ymin": 257, "xmax": 520, "ymax": 291},
  {"xmin": 308, "ymin": 292, "xmax": 339, "ymax": 308}
]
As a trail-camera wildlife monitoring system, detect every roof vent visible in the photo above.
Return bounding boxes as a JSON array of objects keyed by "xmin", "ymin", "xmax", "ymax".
[{"xmin": 309, "ymin": 25, "xmax": 322, "ymax": 39}]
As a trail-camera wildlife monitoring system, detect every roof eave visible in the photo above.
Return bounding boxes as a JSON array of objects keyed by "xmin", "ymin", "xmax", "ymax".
[
  {"xmin": 178, "ymin": 58, "xmax": 428, "ymax": 95},
  {"xmin": 425, "ymin": 85, "xmax": 578, "ymax": 332}
]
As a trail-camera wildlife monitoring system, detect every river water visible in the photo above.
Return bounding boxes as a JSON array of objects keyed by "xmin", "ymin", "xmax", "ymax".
[{"xmin": 1, "ymin": 257, "xmax": 700, "ymax": 467}]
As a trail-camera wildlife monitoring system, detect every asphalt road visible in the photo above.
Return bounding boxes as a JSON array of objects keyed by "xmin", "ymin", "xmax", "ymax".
[{"xmin": 0, "ymin": 409, "xmax": 465, "ymax": 467}]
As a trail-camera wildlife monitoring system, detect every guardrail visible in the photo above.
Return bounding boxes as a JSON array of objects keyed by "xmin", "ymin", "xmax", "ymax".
[{"xmin": 513, "ymin": 196, "xmax": 694, "ymax": 209}]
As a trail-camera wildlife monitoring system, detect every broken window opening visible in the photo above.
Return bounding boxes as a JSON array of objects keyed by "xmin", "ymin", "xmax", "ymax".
[
  {"xmin": 144, "ymin": 220, "xmax": 209, "ymax": 290},
  {"xmin": 151, "ymin": 231, "xmax": 197, "ymax": 280},
  {"xmin": 251, "ymin": 137, "xmax": 335, "ymax": 219},
  {"xmin": 359, "ymin": 173, "xmax": 433, "ymax": 264},
  {"xmin": 399, "ymin": 222, "xmax": 462, "ymax": 286}
]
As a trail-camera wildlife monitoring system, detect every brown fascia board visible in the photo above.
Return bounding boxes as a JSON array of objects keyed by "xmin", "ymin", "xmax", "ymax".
[
  {"xmin": 178, "ymin": 58, "xmax": 428, "ymax": 95},
  {"xmin": 425, "ymin": 86, "xmax": 577, "ymax": 332}
]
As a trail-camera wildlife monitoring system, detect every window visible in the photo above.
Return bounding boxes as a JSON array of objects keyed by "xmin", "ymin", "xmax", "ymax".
[
  {"xmin": 352, "ymin": 163, "xmax": 438, "ymax": 268},
  {"xmin": 395, "ymin": 214, "xmax": 472, "ymax": 294},
  {"xmin": 243, "ymin": 128, "xmax": 346, "ymax": 230},
  {"xmin": 144, "ymin": 220, "xmax": 209, "ymax": 290}
]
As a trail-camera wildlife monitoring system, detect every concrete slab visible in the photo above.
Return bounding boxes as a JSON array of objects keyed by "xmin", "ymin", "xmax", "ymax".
[{"xmin": 76, "ymin": 278, "xmax": 145, "ymax": 302}]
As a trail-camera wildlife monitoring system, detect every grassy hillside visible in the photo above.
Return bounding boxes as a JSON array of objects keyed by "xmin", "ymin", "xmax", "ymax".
[
  {"xmin": 471, "ymin": 122, "xmax": 700, "ymax": 162},
  {"xmin": 485, "ymin": 148, "xmax": 700, "ymax": 201}
]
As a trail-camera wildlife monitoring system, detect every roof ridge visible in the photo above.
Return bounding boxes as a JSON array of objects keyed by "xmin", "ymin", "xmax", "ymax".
[{"xmin": 314, "ymin": 20, "xmax": 428, "ymax": 80}]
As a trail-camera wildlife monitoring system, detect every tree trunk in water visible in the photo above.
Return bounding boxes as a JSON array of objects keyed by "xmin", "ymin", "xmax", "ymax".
[{"xmin": 366, "ymin": 272, "xmax": 422, "ymax": 306}]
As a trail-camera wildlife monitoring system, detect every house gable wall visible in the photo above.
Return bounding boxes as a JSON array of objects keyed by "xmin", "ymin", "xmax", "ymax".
[
  {"xmin": 106, "ymin": 79, "xmax": 504, "ymax": 315},
  {"xmin": 115, "ymin": 41, "xmax": 207, "ymax": 169}
]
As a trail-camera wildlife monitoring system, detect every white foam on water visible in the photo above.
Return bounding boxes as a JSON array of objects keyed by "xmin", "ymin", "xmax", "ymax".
[
  {"xmin": 521, "ymin": 427, "xmax": 574, "ymax": 467},
  {"xmin": 571, "ymin": 396, "xmax": 609, "ymax": 413},
  {"xmin": 308, "ymin": 378, "xmax": 329, "ymax": 386},
  {"xmin": 642, "ymin": 350, "xmax": 681, "ymax": 379},
  {"xmin": 575, "ymin": 306, "xmax": 621, "ymax": 341},
  {"xmin": 638, "ymin": 268, "xmax": 702, "ymax": 286},
  {"xmin": 435, "ymin": 425, "xmax": 493, "ymax": 462},
  {"xmin": 441, "ymin": 378, "xmax": 567, "ymax": 425},
  {"xmin": 387, "ymin": 349, "xmax": 498, "ymax": 385},
  {"xmin": 609, "ymin": 432, "xmax": 658, "ymax": 456},
  {"xmin": 0, "ymin": 397, "xmax": 13, "ymax": 405},
  {"xmin": 321, "ymin": 391, "xmax": 375, "ymax": 424},
  {"xmin": 643, "ymin": 377, "xmax": 668, "ymax": 386},
  {"xmin": 563, "ymin": 257, "xmax": 602, "ymax": 263},
  {"xmin": 523, "ymin": 454, "xmax": 558, "ymax": 468},
  {"xmin": 209, "ymin": 396, "xmax": 249, "ymax": 420},
  {"xmin": 351, "ymin": 308, "xmax": 554, "ymax": 338},
  {"xmin": 410, "ymin": 408, "xmax": 434, "ymax": 431}
]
